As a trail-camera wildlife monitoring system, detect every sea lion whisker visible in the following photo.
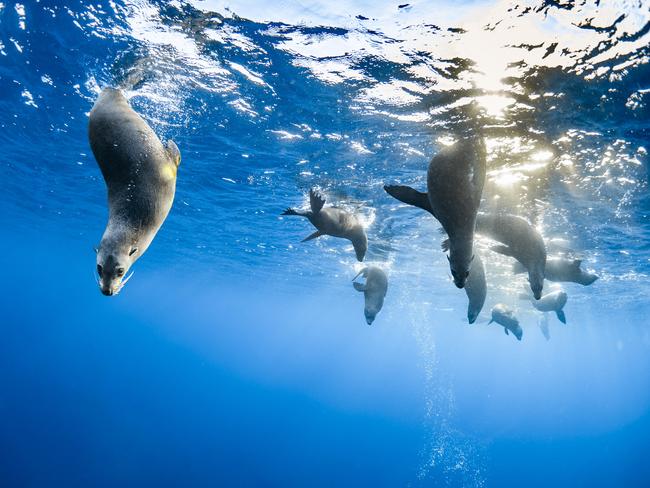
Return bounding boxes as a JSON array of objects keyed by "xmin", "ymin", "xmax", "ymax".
[{"xmin": 121, "ymin": 270, "xmax": 135, "ymax": 287}]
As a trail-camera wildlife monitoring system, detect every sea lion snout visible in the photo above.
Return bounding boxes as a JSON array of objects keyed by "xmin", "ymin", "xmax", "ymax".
[
  {"xmin": 365, "ymin": 308, "xmax": 377, "ymax": 325},
  {"xmin": 96, "ymin": 252, "xmax": 131, "ymax": 297},
  {"xmin": 451, "ymin": 267, "xmax": 470, "ymax": 288}
]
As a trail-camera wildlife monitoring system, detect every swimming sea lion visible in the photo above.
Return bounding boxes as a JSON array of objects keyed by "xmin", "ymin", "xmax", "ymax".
[
  {"xmin": 476, "ymin": 213, "xmax": 546, "ymax": 299},
  {"xmin": 489, "ymin": 304, "xmax": 522, "ymax": 341},
  {"xmin": 282, "ymin": 189, "xmax": 368, "ymax": 262},
  {"xmin": 384, "ymin": 138, "xmax": 486, "ymax": 288},
  {"xmin": 90, "ymin": 87, "xmax": 181, "ymax": 296},
  {"xmin": 464, "ymin": 251, "xmax": 486, "ymax": 324},
  {"xmin": 528, "ymin": 289, "xmax": 568, "ymax": 324},
  {"xmin": 538, "ymin": 314, "xmax": 551, "ymax": 341},
  {"xmin": 513, "ymin": 257, "xmax": 597, "ymax": 286},
  {"xmin": 352, "ymin": 266, "xmax": 388, "ymax": 325}
]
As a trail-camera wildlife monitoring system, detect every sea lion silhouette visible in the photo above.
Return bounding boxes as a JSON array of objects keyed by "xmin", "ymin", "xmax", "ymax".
[
  {"xmin": 513, "ymin": 257, "xmax": 597, "ymax": 286},
  {"xmin": 476, "ymin": 213, "xmax": 546, "ymax": 299},
  {"xmin": 352, "ymin": 266, "xmax": 388, "ymax": 325},
  {"xmin": 282, "ymin": 189, "xmax": 368, "ymax": 261},
  {"xmin": 384, "ymin": 138, "xmax": 486, "ymax": 288},
  {"xmin": 489, "ymin": 304, "xmax": 523, "ymax": 341}
]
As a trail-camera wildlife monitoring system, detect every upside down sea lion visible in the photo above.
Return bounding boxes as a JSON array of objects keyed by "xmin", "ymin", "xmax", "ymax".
[
  {"xmin": 384, "ymin": 138, "xmax": 486, "ymax": 288},
  {"xmin": 90, "ymin": 87, "xmax": 181, "ymax": 296},
  {"xmin": 352, "ymin": 266, "xmax": 388, "ymax": 325},
  {"xmin": 476, "ymin": 213, "xmax": 546, "ymax": 299}
]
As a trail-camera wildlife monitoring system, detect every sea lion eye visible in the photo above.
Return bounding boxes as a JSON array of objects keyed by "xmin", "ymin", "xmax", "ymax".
[
  {"xmin": 97, "ymin": 265, "xmax": 103, "ymax": 277},
  {"xmin": 116, "ymin": 267, "xmax": 125, "ymax": 277}
]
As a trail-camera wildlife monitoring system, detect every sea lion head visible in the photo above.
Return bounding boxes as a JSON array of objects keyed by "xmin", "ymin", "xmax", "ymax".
[
  {"xmin": 364, "ymin": 297, "xmax": 384, "ymax": 325},
  {"xmin": 467, "ymin": 304, "xmax": 480, "ymax": 324},
  {"xmin": 448, "ymin": 252, "xmax": 473, "ymax": 289},
  {"xmin": 95, "ymin": 241, "xmax": 138, "ymax": 296},
  {"xmin": 528, "ymin": 263, "xmax": 545, "ymax": 300},
  {"xmin": 512, "ymin": 323, "xmax": 523, "ymax": 341},
  {"xmin": 350, "ymin": 226, "xmax": 368, "ymax": 262}
]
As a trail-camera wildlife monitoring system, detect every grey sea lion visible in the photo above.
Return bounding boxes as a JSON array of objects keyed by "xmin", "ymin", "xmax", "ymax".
[
  {"xmin": 90, "ymin": 87, "xmax": 181, "ymax": 296},
  {"xmin": 352, "ymin": 266, "xmax": 388, "ymax": 325},
  {"xmin": 538, "ymin": 314, "xmax": 551, "ymax": 341},
  {"xmin": 475, "ymin": 213, "xmax": 546, "ymax": 299},
  {"xmin": 282, "ymin": 189, "xmax": 368, "ymax": 261},
  {"xmin": 384, "ymin": 138, "xmax": 486, "ymax": 288},
  {"xmin": 489, "ymin": 304, "xmax": 522, "ymax": 341},
  {"xmin": 464, "ymin": 251, "xmax": 486, "ymax": 324},
  {"xmin": 513, "ymin": 258, "xmax": 597, "ymax": 286},
  {"xmin": 524, "ymin": 289, "xmax": 568, "ymax": 324}
]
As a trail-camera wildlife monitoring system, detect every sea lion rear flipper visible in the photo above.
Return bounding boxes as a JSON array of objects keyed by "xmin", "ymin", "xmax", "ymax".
[
  {"xmin": 384, "ymin": 185, "xmax": 433, "ymax": 215},
  {"xmin": 556, "ymin": 310, "xmax": 567, "ymax": 324},
  {"xmin": 302, "ymin": 230, "xmax": 323, "ymax": 242},
  {"xmin": 309, "ymin": 189, "xmax": 325, "ymax": 214},
  {"xmin": 353, "ymin": 282, "xmax": 366, "ymax": 292},
  {"xmin": 282, "ymin": 208, "xmax": 308, "ymax": 217},
  {"xmin": 165, "ymin": 140, "xmax": 181, "ymax": 167},
  {"xmin": 491, "ymin": 244, "xmax": 514, "ymax": 258}
]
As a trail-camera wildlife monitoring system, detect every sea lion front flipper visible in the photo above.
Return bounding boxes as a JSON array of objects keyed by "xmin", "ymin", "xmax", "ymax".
[
  {"xmin": 165, "ymin": 140, "xmax": 181, "ymax": 167},
  {"xmin": 302, "ymin": 230, "xmax": 323, "ymax": 242},
  {"xmin": 491, "ymin": 245, "xmax": 515, "ymax": 258},
  {"xmin": 556, "ymin": 310, "xmax": 567, "ymax": 324},
  {"xmin": 384, "ymin": 185, "xmax": 433, "ymax": 215},
  {"xmin": 309, "ymin": 189, "xmax": 325, "ymax": 214},
  {"xmin": 352, "ymin": 268, "xmax": 368, "ymax": 281},
  {"xmin": 353, "ymin": 282, "xmax": 366, "ymax": 292}
]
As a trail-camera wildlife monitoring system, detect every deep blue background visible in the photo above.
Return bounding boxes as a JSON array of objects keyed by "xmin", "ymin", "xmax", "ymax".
[{"xmin": 1, "ymin": 1, "xmax": 650, "ymax": 486}]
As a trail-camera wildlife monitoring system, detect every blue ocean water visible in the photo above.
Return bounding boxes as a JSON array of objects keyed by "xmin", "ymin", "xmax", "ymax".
[{"xmin": 1, "ymin": 0, "xmax": 649, "ymax": 486}]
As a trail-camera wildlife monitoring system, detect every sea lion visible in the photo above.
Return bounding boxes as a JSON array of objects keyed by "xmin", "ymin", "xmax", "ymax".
[
  {"xmin": 475, "ymin": 213, "xmax": 546, "ymax": 299},
  {"xmin": 464, "ymin": 251, "xmax": 486, "ymax": 324},
  {"xmin": 282, "ymin": 189, "xmax": 368, "ymax": 261},
  {"xmin": 352, "ymin": 266, "xmax": 388, "ymax": 325},
  {"xmin": 489, "ymin": 304, "xmax": 522, "ymax": 341},
  {"xmin": 526, "ymin": 289, "xmax": 568, "ymax": 324},
  {"xmin": 384, "ymin": 138, "xmax": 486, "ymax": 288},
  {"xmin": 513, "ymin": 258, "xmax": 597, "ymax": 286},
  {"xmin": 90, "ymin": 87, "xmax": 181, "ymax": 296},
  {"xmin": 538, "ymin": 314, "xmax": 551, "ymax": 341}
]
